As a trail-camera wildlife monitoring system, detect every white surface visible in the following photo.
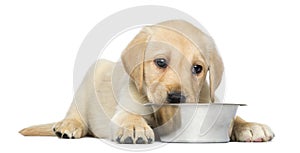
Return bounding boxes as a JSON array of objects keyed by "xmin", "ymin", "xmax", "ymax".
[{"xmin": 0, "ymin": 0, "xmax": 299, "ymax": 152}]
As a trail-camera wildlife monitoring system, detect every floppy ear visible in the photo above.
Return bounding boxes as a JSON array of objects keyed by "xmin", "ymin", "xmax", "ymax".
[
  {"xmin": 208, "ymin": 47, "xmax": 224, "ymax": 102},
  {"xmin": 121, "ymin": 29, "xmax": 151, "ymax": 92}
]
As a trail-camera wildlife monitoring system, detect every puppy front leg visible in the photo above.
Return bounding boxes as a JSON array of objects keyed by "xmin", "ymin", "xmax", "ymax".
[
  {"xmin": 230, "ymin": 116, "xmax": 275, "ymax": 142},
  {"xmin": 111, "ymin": 110, "xmax": 154, "ymax": 144}
]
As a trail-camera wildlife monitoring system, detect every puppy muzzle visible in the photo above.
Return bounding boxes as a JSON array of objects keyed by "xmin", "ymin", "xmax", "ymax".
[{"xmin": 166, "ymin": 92, "xmax": 186, "ymax": 103}]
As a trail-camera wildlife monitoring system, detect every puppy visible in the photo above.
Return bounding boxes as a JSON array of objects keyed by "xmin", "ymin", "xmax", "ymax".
[{"xmin": 20, "ymin": 20, "xmax": 274, "ymax": 143}]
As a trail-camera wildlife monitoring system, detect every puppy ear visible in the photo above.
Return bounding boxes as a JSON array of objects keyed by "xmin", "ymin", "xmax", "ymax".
[
  {"xmin": 121, "ymin": 29, "xmax": 151, "ymax": 92},
  {"xmin": 208, "ymin": 46, "xmax": 224, "ymax": 102}
]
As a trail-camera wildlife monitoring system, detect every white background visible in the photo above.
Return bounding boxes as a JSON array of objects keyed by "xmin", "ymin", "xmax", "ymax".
[{"xmin": 1, "ymin": 0, "xmax": 299, "ymax": 152}]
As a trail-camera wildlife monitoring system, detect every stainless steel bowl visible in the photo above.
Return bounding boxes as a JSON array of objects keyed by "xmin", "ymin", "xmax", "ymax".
[{"xmin": 145, "ymin": 103, "xmax": 245, "ymax": 143}]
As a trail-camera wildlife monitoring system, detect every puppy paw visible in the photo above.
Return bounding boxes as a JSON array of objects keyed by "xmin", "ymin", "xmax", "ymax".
[
  {"xmin": 231, "ymin": 122, "xmax": 274, "ymax": 142},
  {"xmin": 52, "ymin": 119, "xmax": 86, "ymax": 139},
  {"xmin": 114, "ymin": 123, "xmax": 154, "ymax": 144}
]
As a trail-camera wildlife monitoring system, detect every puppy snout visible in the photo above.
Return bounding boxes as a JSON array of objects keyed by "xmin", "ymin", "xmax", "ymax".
[{"xmin": 167, "ymin": 92, "xmax": 186, "ymax": 103}]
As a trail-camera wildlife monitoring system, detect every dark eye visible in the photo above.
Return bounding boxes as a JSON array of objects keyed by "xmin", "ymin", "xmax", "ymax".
[
  {"xmin": 154, "ymin": 58, "xmax": 168, "ymax": 68},
  {"xmin": 192, "ymin": 65, "xmax": 203, "ymax": 74}
]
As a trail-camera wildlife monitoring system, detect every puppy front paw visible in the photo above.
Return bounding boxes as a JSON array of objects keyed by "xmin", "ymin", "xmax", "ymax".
[
  {"xmin": 52, "ymin": 119, "xmax": 86, "ymax": 139},
  {"xmin": 114, "ymin": 123, "xmax": 154, "ymax": 144},
  {"xmin": 231, "ymin": 122, "xmax": 274, "ymax": 142}
]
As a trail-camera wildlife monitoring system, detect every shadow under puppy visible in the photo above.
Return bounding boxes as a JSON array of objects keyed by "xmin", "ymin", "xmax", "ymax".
[{"xmin": 20, "ymin": 20, "xmax": 274, "ymax": 143}]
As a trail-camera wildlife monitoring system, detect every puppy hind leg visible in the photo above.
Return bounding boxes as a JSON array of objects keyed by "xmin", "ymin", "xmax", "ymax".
[
  {"xmin": 19, "ymin": 103, "xmax": 88, "ymax": 138},
  {"xmin": 52, "ymin": 102, "xmax": 88, "ymax": 139},
  {"xmin": 52, "ymin": 119, "xmax": 87, "ymax": 139}
]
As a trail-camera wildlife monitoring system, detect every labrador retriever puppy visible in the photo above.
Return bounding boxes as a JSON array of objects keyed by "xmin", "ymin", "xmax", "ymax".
[{"xmin": 20, "ymin": 20, "xmax": 274, "ymax": 143}]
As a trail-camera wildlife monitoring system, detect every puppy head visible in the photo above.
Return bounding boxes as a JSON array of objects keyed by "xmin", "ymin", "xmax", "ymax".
[{"xmin": 121, "ymin": 20, "xmax": 223, "ymax": 104}]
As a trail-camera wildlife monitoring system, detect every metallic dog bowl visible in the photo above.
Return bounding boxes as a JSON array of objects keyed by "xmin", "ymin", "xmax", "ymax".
[{"xmin": 145, "ymin": 103, "xmax": 246, "ymax": 143}]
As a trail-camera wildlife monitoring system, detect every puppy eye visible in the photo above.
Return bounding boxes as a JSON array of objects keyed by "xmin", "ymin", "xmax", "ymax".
[
  {"xmin": 192, "ymin": 65, "xmax": 203, "ymax": 74},
  {"xmin": 154, "ymin": 58, "xmax": 168, "ymax": 68}
]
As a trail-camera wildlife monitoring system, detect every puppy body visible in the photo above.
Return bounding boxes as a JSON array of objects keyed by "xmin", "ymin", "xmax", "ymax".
[{"xmin": 20, "ymin": 20, "xmax": 274, "ymax": 143}]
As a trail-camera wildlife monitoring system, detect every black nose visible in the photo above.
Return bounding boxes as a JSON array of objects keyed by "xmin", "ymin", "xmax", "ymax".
[{"xmin": 167, "ymin": 92, "xmax": 186, "ymax": 103}]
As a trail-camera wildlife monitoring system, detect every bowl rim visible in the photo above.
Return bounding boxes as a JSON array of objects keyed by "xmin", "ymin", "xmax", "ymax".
[{"xmin": 144, "ymin": 103, "xmax": 247, "ymax": 107}]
